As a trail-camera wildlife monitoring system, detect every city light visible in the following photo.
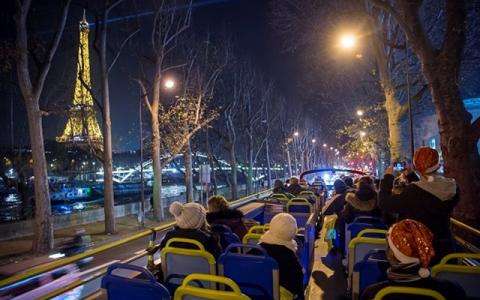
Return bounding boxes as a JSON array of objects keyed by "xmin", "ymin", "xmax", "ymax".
[
  {"xmin": 323, "ymin": 143, "xmax": 327, "ymax": 148},
  {"xmin": 164, "ymin": 78, "xmax": 175, "ymax": 89},
  {"xmin": 359, "ymin": 130, "xmax": 366, "ymax": 137},
  {"xmin": 339, "ymin": 33, "xmax": 356, "ymax": 49},
  {"xmin": 312, "ymin": 139, "xmax": 316, "ymax": 143},
  {"xmin": 293, "ymin": 131, "xmax": 299, "ymax": 137},
  {"xmin": 356, "ymin": 109, "xmax": 364, "ymax": 116}
]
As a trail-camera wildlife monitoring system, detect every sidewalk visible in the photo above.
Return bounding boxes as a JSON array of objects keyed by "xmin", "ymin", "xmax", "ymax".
[{"xmin": 0, "ymin": 213, "xmax": 169, "ymax": 277}]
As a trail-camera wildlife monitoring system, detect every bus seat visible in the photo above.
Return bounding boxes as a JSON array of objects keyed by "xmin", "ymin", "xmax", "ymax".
[
  {"xmin": 299, "ymin": 190, "xmax": 315, "ymax": 197},
  {"xmin": 218, "ymin": 243, "xmax": 279, "ymax": 300},
  {"xmin": 373, "ymin": 286, "xmax": 446, "ymax": 300},
  {"xmin": 348, "ymin": 237, "xmax": 386, "ymax": 294},
  {"xmin": 352, "ymin": 250, "xmax": 388, "ymax": 299},
  {"xmin": 211, "ymin": 224, "xmax": 241, "ymax": 250},
  {"xmin": 173, "ymin": 273, "xmax": 250, "ymax": 300},
  {"xmin": 160, "ymin": 238, "xmax": 216, "ymax": 291},
  {"xmin": 270, "ymin": 194, "xmax": 289, "ymax": 203},
  {"xmin": 263, "ymin": 204, "xmax": 284, "ymax": 224},
  {"xmin": 345, "ymin": 217, "xmax": 386, "ymax": 256},
  {"xmin": 287, "ymin": 198, "xmax": 312, "ymax": 214},
  {"xmin": 248, "ymin": 225, "xmax": 269, "ymax": 235},
  {"xmin": 242, "ymin": 233, "xmax": 262, "ymax": 245},
  {"xmin": 432, "ymin": 253, "xmax": 480, "ymax": 299},
  {"xmin": 101, "ymin": 263, "xmax": 170, "ymax": 300},
  {"xmin": 356, "ymin": 229, "xmax": 387, "ymax": 239},
  {"xmin": 299, "ymin": 216, "xmax": 317, "ymax": 285}
]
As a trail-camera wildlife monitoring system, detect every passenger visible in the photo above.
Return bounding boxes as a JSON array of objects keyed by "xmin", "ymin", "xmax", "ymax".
[
  {"xmin": 273, "ymin": 179, "xmax": 287, "ymax": 194},
  {"xmin": 378, "ymin": 147, "xmax": 459, "ymax": 261},
  {"xmin": 160, "ymin": 201, "xmax": 222, "ymax": 258},
  {"xmin": 206, "ymin": 195, "xmax": 247, "ymax": 239},
  {"xmin": 259, "ymin": 213, "xmax": 304, "ymax": 299},
  {"xmin": 341, "ymin": 176, "xmax": 380, "ymax": 224},
  {"xmin": 286, "ymin": 177, "xmax": 305, "ymax": 196},
  {"xmin": 299, "ymin": 178, "xmax": 308, "ymax": 188},
  {"xmin": 323, "ymin": 179, "xmax": 348, "ymax": 216},
  {"xmin": 343, "ymin": 176, "xmax": 354, "ymax": 190},
  {"xmin": 361, "ymin": 219, "xmax": 466, "ymax": 300}
]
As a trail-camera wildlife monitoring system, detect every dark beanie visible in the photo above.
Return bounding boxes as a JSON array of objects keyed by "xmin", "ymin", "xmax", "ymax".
[{"xmin": 356, "ymin": 183, "xmax": 377, "ymax": 201}]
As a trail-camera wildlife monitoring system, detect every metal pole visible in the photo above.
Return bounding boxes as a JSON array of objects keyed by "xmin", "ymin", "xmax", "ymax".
[
  {"xmin": 139, "ymin": 96, "xmax": 145, "ymax": 227},
  {"xmin": 406, "ymin": 41, "xmax": 414, "ymax": 160}
]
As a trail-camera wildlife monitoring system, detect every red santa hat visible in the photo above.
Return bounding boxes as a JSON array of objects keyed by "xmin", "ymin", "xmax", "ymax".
[
  {"xmin": 413, "ymin": 147, "xmax": 440, "ymax": 175},
  {"xmin": 387, "ymin": 219, "xmax": 435, "ymax": 278}
]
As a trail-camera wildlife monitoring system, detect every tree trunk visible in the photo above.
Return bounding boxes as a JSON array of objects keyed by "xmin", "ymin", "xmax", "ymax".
[
  {"xmin": 184, "ymin": 139, "xmax": 194, "ymax": 202},
  {"xmin": 229, "ymin": 144, "xmax": 238, "ymax": 200},
  {"xmin": 246, "ymin": 133, "xmax": 253, "ymax": 194},
  {"xmin": 151, "ymin": 113, "xmax": 164, "ymax": 220},
  {"xmin": 205, "ymin": 129, "xmax": 217, "ymax": 193},
  {"xmin": 99, "ymin": 13, "xmax": 115, "ymax": 234},
  {"xmin": 425, "ymin": 63, "xmax": 480, "ymax": 224},
  {"xmin": 265, "ymin": 136, "xmax": 272, "ymax": 188},
  {"xmin": 26, "ymin": 101, "xmax": 53, "ymax": 253},
  {"xmin": 286, "ymin": 146, "xmax": 293, "ymax": 177}
]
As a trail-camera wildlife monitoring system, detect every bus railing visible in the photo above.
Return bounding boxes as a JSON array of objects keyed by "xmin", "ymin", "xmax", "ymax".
[{"xmin": 0, "ymin": 188, "xmax": 272, "ymax": 290}]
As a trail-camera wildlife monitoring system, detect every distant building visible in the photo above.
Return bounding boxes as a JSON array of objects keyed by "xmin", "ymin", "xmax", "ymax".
[{"xmin": 415, "ymin": 98, "xmax": 480, "ymax": 153}]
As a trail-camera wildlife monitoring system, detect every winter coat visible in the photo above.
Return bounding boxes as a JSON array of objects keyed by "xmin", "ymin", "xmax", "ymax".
[
  {"xmin": 160, "ymin": 226, "xmax": 222, "ymax": 259},
  {"xmin": 206, "ymin": 208, "xmax": 248, "ymax": 239},
  {"xmin": 323, "ymin": 192, "xmax": 346, "ymax": 216},
  {"xmin": 259, "ymin": 243, "xmax": 304, "ymax": 299},
  {"xmin": 286, "ymin": 183, "xmax": 305, "ymax": 196},
  {"xmin": 361, "ymin": 277, "xmax": 466, "ymax": 300},
  {"xmin": 378, "ymin": 173, "xmax": 459, "ymax": 260},
  {"xmin": 273, "ymin": 186, "xmax": 287, "ymax": 194},
  {"xmin": 342, "ymin": 188, "xmax": 380, "ymax": 224}
]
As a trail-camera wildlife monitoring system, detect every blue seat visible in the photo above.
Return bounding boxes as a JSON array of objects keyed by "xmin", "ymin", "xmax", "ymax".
[
  {"xmin": 211, "ymin": 224, "xmax": 241, "ymax": 249},
  {"xmin": 218, "ymin": 243, "xmax": 280, "ymax": 300},
  {"xmin": 353, "ymin": 249, "xmax": 389, "ymax": 298},
  {"xmin": 101, "ymin": 263, "xmax": 170, "ymax": 300},
  {"xmin": 345, "ymin": 216, "xmax": 386, "ymax": 255},
  {"xmin": 298, "ymin": 217, "xmax": 316, "ymax": 285}
]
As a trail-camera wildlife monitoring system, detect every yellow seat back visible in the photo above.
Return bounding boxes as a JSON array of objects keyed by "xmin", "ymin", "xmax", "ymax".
[
  {"xmin": 320, "ymin": 214, "xmax": 338, "ymax": 251},
  {"xmin": 160, "ymin": 238, "xmax": 216, "ymax": 287},
  {"xmin": 174, "ymin": 274, "xmax": 250, "ymax": 300},
  {"xmin": 248, "ymin": 225, "xmax": 269, "ymax": 234},
  {"xmin": 242, "ymin": 233, "xmax": 262, "ymax": 245},
  {"xmin": 356, "ymin": 229, "xmax": 387, "ymax": 238},
  {"xmin": 373, "ymin": 286, "xmax": 445, "ymax": 300}
]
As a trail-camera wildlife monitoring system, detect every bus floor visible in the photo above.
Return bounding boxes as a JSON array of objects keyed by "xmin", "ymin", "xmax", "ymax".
[{"xmin": 307, "ymin": 238, "xmax": 346, "ymax": 299}]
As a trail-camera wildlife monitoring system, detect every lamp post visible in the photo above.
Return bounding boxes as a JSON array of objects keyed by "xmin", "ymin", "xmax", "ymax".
[{"xmin": 138, "ymin": 93, "xmax": 145, "ymax": 227}]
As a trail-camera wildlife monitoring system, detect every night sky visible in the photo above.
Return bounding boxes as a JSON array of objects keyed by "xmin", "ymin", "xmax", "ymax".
[{"xmin": 1, "ymin": 0, "xmax": 479, "ymax": 151}]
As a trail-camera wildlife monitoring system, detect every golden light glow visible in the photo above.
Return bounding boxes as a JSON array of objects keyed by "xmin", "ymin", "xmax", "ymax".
[
  {"xmin": 57, "ymin": 16, "xmax": 102, "ymax": 144},
  {"xmin": 340, "ymin": 34, "xmax": 356, "ymax": 49},
  {"xmin": 164, "ymin": 79, "xmax": 175, "ymax": 89},
  {"xmin": 356, "ymin": 110, "xmax": 364, "ymax": 116}
]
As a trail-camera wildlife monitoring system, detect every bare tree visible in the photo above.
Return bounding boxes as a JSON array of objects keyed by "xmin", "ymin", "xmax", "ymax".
[
  {"xmin": 370, "ymin": 0, "xmax": 480, "ymax": 224},
  {"xmin": 135, "ymin": 0, "xmax": 191, "ymax": 220},
  {"xmin": 14, "ymin": 0, "xmax": 71, "ymax": 253}
]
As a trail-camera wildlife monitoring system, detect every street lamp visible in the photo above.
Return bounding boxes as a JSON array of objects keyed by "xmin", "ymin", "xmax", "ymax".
[
  {"xmin": 356, "ymin": 109, "xmax": 364, "ymax": 117},
  {"xmin": 340, "ymin": 33, "xmax": 356, "ymax": 49},
  {"xmin": 323, "ymin": 143, "xmax": 327, "ymax": 148},
  {"xmin": 312, "ymin": 139, "xmax": 316, "ymax": 143},
  {"xmin": 293, "ymin": 131, "xmax": 299, "ymax": 137},
  {"xmin": 164, "ymin": 78, "xmax": 175, "ymax": 89},
  {"xmin": 359, "ymin": 130, "xmax": 366, "ymax": 138}
]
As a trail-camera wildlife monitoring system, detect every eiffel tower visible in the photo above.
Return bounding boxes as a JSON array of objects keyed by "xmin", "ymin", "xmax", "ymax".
[{"xmin": 57, "ymin": 12, "xmax": 102, "ymax": 146}]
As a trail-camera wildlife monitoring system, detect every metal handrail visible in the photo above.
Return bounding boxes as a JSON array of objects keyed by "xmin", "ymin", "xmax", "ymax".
[
  {"xmin": 0, "ymin": 188, "xmax": 272, "ymax": 289},
  {"xmin": 450, "ymin": 217, "xmax": 480, "ymax": 237}
]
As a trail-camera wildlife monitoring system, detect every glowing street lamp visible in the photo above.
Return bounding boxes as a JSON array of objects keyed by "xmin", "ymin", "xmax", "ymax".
[
  {"xmin": 293, "ymin": 131, "xmax": 299, "ymax": 137},
  {"xmin": 330, "ymin": 147, "xmax": 334, "ymax": 150},
  {"xmin": 312, "ymin": 139, "xmax": 316, "ymax": 143},
  {"xmin": 164, "ymin": 78, "xmax": 175, "ymax": 89},
  {"xmin": 359, "ymin": 130, "xmax": 366, "ymax": 137},
  {"xmin": 323, "ymin": 143, "xmax": 327, "ymax": 148},
  {"xmin": 340, "ymin": 33, "xmax": 356, "ymax": 49},
  {"xmin": 356, "ymin": 109, "xmax": 364, "ymax": 117}
]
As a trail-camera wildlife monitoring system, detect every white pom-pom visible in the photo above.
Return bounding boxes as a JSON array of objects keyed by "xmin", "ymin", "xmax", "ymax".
[
  {"xmin": 418, "ymin": 267, "xmax": 430, "ymax": 278},
  {"xmin": 169, "ymin": 201, "xmax": 184, "ymax": 217}
]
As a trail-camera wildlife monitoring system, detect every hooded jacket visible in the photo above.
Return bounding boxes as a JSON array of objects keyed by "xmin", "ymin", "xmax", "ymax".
[
  {"xmin": 378, "ymin": 173, "xmax": 459, "ymax": 259},
  {"xmin": 206, "ymin": 208, "xmax": 247, "ymax": 239},
  {"xmin": 342, "ymin": 185, "xmax": 380, "ymax": 224}
]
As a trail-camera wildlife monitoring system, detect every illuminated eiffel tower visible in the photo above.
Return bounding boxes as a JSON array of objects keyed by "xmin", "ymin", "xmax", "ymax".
[{"xmin": 57, "ymin": 13, "xmax": 102, "ymax": 146}]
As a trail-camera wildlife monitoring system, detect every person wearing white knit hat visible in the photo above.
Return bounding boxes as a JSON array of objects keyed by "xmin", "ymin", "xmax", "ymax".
[
  {"xmin": 259, "ymin": 213, "xmax": 304, "ymax": 299},
  {"xmin": 159, "ymin": 201, "xmax": 221, "ymax": 258}
]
